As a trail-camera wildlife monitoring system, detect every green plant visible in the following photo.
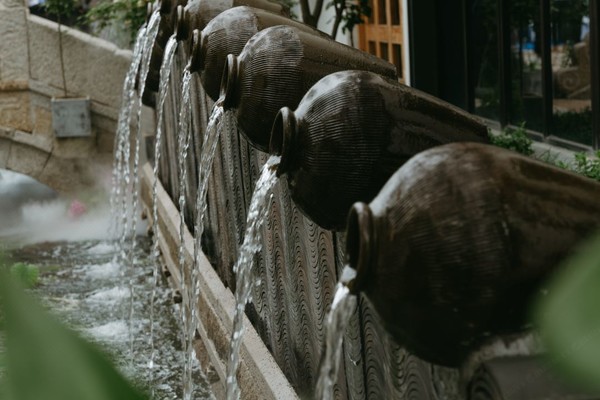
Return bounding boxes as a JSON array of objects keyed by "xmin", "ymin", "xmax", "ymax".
[
  {"xmin": 533, "ymin": 231, "xmax": 600, "ymax": 392},
  {"xmin": 83, "ymin": 0, "xmax": 148, "ymax": 46},
  {"xmin": 327, "ymin": 0, "xmax": 371, "ymax": 41},
  {"xmin": 489, "ymin": 123, "xmax": 534, "ymax": 156},
  {"xmin": 570, "ymin": 151, "xmax": 600, "ymax": 181},
  {"xmin": 9, "ymin": 263, "xmax": 39, "ymax": 289}
]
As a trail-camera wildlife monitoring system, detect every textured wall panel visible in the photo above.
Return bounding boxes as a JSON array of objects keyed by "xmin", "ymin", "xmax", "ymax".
[{"xmin": 155, "ymin": 53, "xmax": 464, "ymax": 400}]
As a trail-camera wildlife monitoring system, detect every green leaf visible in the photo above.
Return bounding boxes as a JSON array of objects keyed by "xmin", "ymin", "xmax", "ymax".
[
  {"xmin": 0, "ymin": 271, "xmax": 148, "ymax": 400},
  {"xmin": 9, "ymin": 263, "xmax": 39, "ymax": 289},
  {"xmin": 534, "ymin": 231, "xmax": 600, "ymax": 392}
]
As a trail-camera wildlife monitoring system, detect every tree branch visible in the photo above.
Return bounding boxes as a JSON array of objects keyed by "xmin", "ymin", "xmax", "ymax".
[{"xmin": 330, "ymin": 2, "xmax": 343, "ymax": 40}]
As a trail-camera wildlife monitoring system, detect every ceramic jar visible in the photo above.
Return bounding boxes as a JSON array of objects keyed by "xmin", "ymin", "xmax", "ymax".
[
  {"xmin": 220, "ymin": 25, "xmax": 397, "ymax": 152},
  {"xmin": 269, "ymin": 70, "xmax": 489, "ymax": 230},
  {"xmin": 345, "ymin": 142, "xmax": 600, "ymax": 366},
  {"xmin": 144, "ymin": 0, "xmax": 186, "ymax": 91},
  {"xmin": 174, "ymin": 0, "xmax": 289, "ymax": 42},
  {"xmin": 185, "ymin": 6, "xmax": 327, "ymax": 100}
]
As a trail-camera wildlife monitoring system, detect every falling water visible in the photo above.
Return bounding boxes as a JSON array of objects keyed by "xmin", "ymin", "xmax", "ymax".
[
  {"xmin": 225, "ymin": 155, "xmax": 281, "ymax": 400},
  {"xmin": 123, "ymin": 12, "xmax": 163, "ymax": 364},
  {"xmin": 181, "ymin": 100, "xmax": 225, "ymax": 400},
  {"xmin": 149, "ymin": 33, "xmax": 179, "ymax": 375},
  {"xmin": 315, "ymin": 266, "xmax": 358, "ymax": 400},
  {"xmin": 109, "ymin": 26, "xmax": 146, "ymax": 241},
  {"xmin": 117, "ymin": 9, "xmax": 160, "ymax": 253},
  {"xmin": 129, "ymin": 15, "xmax": 162, "ymax": 246},
  {"xmin": 176, "ymin": 65, "xmax": 195, "ymax": 400}
]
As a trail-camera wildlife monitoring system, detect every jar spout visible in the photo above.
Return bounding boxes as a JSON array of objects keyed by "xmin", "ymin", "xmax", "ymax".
[
  {"xmin": 270, "ymin": 107, "xmax": 296, "ymax": 177},
  {"xmin": 189, "ymin": 29, "xmax": 204, "ymax": 72},
  {"xmin": 175, "ymin": 5, "xmax": 190, "ymax": 41},
  {"xmin": 221, "ymin": 54, "xmax": 239, "ymax": 109},
  {"xmin": 345, "ymin": 202, "xmax": 376, "ymax": 294}
]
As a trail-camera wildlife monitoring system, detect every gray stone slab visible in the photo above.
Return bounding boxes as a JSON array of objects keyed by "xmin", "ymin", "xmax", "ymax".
[{"xmin": 0, "ymin": 8, "xmax": 29, "ymax": 82}]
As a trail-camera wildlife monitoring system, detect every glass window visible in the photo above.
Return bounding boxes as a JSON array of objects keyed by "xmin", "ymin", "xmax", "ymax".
[
  {"xmin": 550, "ymin": 0, "xmax": 592, "ymax": 145},
  {"xmin": 469, "ymin": 0, "xmax": 501, "ymax": 120},
  {"xmin": 508, "ymin": 0, "xmax": 544, "ymax": 132}
]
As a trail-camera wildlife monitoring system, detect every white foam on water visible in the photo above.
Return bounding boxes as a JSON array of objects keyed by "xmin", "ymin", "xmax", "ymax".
[
  {"xmin": 87, "ymin": 242, "xmax": 117, "ymax": 255},
  {"xmin": 86, "ymin": 286, "xmax": 129, "ymax": 304},
  {"xmin": 85, "ymin": 320, "xmax": 129, "ymax": 343},
  {"xmin": 77, "ymin": 261, "xmax": 121, "ymax": 280}
]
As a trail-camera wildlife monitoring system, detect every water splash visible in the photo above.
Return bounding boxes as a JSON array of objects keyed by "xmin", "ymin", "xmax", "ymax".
[
  {"xmin": 315, "ymin": 266, "xmax": 358, "ymax": 400},
  {"xmin": 149, "ymin": 32, "xmax": 178, "ymax": 375},
  {"xmin": 225, "ymin": 155, "xmax": 281, "ymax": 400},
  {"xmin": 4, "ymin": 239, "xmax": 214, "ymax": 400},
  {"xmin": 176, "ymin": 64, "xmax": 195, "ymax": 400}
]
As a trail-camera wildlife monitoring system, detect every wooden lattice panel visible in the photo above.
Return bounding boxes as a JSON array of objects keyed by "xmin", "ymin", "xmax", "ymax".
[{"xmin": 359, "ymin": 0, "xmax": 405, "ymax": 83}]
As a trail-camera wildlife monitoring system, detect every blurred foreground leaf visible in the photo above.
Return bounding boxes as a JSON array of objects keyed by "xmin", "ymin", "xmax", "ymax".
[
  {"xmin": 0, "ymin": 270, "xmax": 148, "ymax": 400},
  {"xmin": 534, "ymin": 231, "xmax": 600, "ymax": 392},
  {"xmin": 9, "ymin": 263, "xmax": 39, "ymax": 289}
]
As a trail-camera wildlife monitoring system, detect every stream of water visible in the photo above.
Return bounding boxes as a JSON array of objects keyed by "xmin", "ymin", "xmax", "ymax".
[
  {"xmin": 314, "ymin": 269, "xmax": 358, "ymax": 400},
  {"xmin": 149, "ymin": 33, "xmax": 179, "ymax": 377},
  {"xmin": 176, "ymin": 64, "xmax": 195, "ymax": 400},
  {"xmin": 225, "ymin": 155, "xmax": 280, "ymax": 400},
  {"xmin": 126, "ymin": 13, "xmax": 162, "ymax": 364},
  {"xmin": 110, "ymin": 26, "xmax": 146, "ymax": 246}
]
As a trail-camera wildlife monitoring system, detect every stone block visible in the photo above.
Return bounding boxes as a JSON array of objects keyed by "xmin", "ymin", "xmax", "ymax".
[
  {"xmin": 37, "ymin": 155, "xmax": 95, "ymax": 194},
  {"xmin": 0, "ymin": 8, "xmax": 29, "ymax": 82},
  {"xmin": 0, "ymin": 136, "xmax": 12, "ymax": 169},
  {"xmin": 96, "ymin": 128, "xmax": 115, "ymax": 155},
  {"xmin": 51, "ymin": 135, "xmax": 95, "ymax": 158},
  {"xmin": 32, "ymin": 103, "xmax": 53, "ymax": 137},
  {"xmin": 6, "ymin": 139, "xmax": 49, "ymax": 180},
  {"xmin": 28, "ymin": 15, "xmax": 131, "ymax": 109},
  {"xmin": 0, "ymin": 90, "xmax": 32, "ymax": 132},
  {"xmin": 0, "ymin": 0, "xmax": 27, "ymax": 8}
]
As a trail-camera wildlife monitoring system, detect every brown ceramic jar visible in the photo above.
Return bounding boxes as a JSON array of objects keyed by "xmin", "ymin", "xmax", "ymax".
[
  {"xmin": 345, "ymin": 142, "xmax": 600, "ymax": 367},
  {"xmin": 269, "ymin": 70, "xmax": 489, "ymax": 230},
  {"xmin": 221, "ymin": 25, "xmax": 397, "ymax": 152},
  {"xmin": 174, "ymin": 0, "xmax": 289, "ymax": 42},
  {"xmin": 144, "ymin": 0, "xmax": 186, "ymax": 94},
  {"xmin": 184, "ymin": 7, "xmax": 327, "ymax": 101}
]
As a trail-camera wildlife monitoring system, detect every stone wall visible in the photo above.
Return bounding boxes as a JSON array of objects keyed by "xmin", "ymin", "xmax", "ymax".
[{"xmin": 0, "ymin": 0, "xmax": 150, "ymax": 194}]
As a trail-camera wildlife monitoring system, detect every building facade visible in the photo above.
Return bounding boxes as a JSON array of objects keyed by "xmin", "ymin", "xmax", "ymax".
[{"xmin": 360, "ymin": 0, "xmax": 599, "ymax": 150}]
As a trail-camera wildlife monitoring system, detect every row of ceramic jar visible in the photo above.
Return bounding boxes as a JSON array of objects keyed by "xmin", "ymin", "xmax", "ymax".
[{"xmin": 142, "ymin": 1, "xmax": 600, "ymax": 369}]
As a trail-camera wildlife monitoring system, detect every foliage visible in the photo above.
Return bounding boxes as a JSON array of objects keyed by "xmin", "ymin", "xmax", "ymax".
[
  {"xmin": 44, "ymin": 0, "xmax": 79, "ymax": 21},
  {"xmin": 9, "ymin": 263, "xmax": 39, "ymax": 289},
  {"xmin": 83, "ymin": 0, "xmax": 148, "ymax": 45},
  {"xmin": 327, "ymin": 0, "xmax": 371, "ymax": 36},
  {"xmin": 0, "ymin": 264, "xmax": 148, "ymax": 400},
  {"xmin": 533, "ymin": 231, "xmax": 600, "ymax": 392},
  {"xmin": 570, "ymin": 151, "xmax": 600, "ymax": 181},
  {"xmin": 489, "ymin": 123, "xmax": 534, "ymax": 156}
]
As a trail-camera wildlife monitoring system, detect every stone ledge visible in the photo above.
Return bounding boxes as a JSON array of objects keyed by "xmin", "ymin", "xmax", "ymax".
[
  {"xmin": 27, "ymin": 14, "xmax": 131, "ymax": 108},
  {"xmin": 0, "ymin": 125, "xmax": 53, "ymax": 153},
  {"xmin": 141, "ymin": 163, "xmax": 299, "ymax": 400},
  {"xmin": 28, "ymin": 79, "xmax": 121, "ymax": 121},
  {"xmin": 0, "ymin": 80, "xmax": 29, "ymax": 91}
]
